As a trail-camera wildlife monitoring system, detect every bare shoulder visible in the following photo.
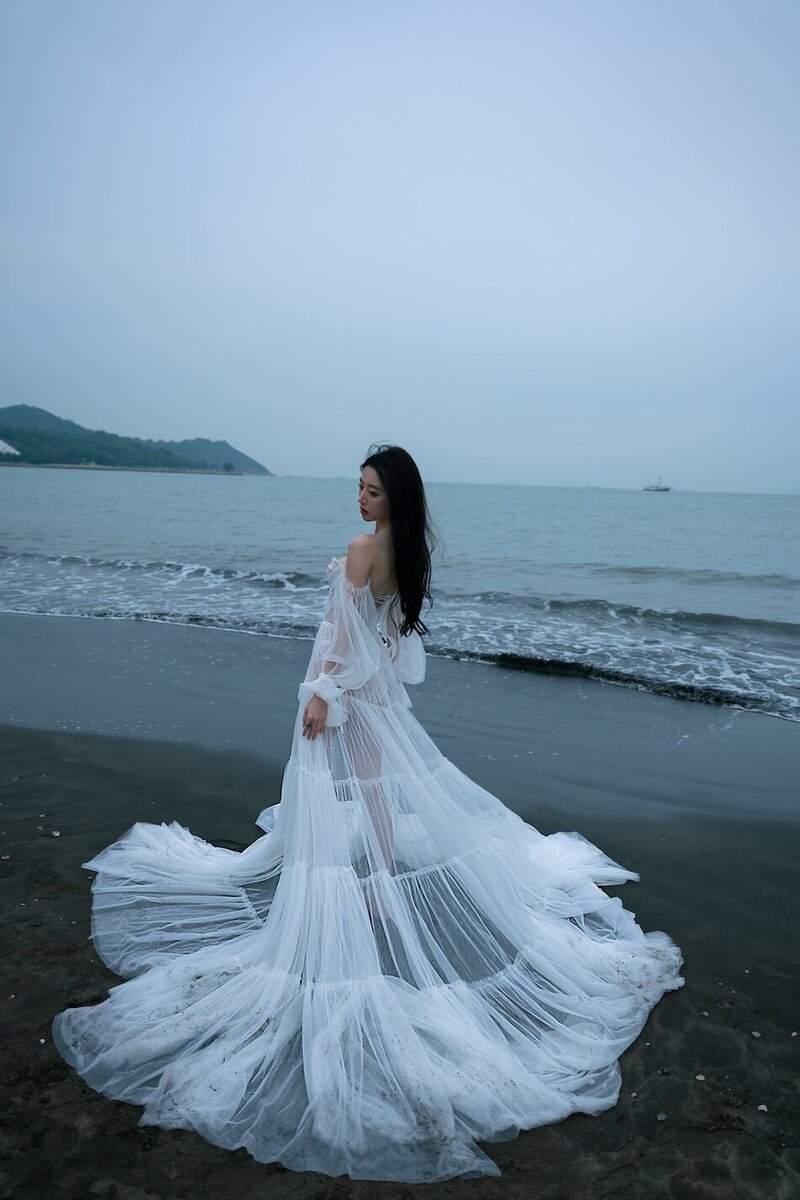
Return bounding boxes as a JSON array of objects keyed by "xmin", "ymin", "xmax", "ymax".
[{"xmin": 344, "ymin": 534, "xmax": 375, "ymax": 586}]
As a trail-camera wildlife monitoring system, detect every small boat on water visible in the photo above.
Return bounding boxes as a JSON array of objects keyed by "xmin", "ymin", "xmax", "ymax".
[{"xmin": 643, "ymin": 476, "xmax": 671, "ymax": 492}]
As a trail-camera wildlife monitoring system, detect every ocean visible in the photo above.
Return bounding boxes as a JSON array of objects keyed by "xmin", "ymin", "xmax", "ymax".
[{"xmin": 2, "ymin": 467, "xmax": 798, "ymax": 723}]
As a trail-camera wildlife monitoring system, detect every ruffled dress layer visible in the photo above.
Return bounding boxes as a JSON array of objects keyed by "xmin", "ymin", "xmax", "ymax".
[{"xmin": 52, "ymin": 556, "xmax": 684, "ymax": 1182}]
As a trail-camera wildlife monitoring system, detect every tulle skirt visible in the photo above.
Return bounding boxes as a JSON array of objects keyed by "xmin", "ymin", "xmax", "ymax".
[{"xmin": 52, "ymin": 694, "xmax": 684, "ymax": 1182}]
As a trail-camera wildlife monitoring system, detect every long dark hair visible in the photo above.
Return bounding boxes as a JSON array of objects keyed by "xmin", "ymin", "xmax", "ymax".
[{"xmin": 360, "ymin": 444, "xmax": 436, "ymax": 636}]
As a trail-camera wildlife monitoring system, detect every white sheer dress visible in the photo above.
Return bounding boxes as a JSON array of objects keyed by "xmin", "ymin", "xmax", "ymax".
[{"xmin": 52, "ymin": 555, "xmax": 684, "ymax": 1182}]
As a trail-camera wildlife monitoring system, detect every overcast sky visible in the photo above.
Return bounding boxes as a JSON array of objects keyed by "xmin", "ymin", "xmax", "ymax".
[{"xmin": 1, "ymin": 1, "xmax": 798, "ymax": 491}]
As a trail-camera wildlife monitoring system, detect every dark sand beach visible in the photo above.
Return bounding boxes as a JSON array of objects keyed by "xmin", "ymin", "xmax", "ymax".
[{"xmin": 1, "ymin": 612, "xmax": 798, "ymax": 1199}]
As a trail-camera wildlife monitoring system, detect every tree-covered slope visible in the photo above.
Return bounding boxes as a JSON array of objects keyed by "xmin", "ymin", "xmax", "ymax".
[
  {"xmin": 146, "ymin": 438, "xmax": 270, "ymax": 474},
  {"xmin": 0, "ymin": 423, "xmax": 191, "ymax": 469},
  {"xmin": 0, "ymin": 404, "xmax": 86, "ymax": 434},
  {"xmin": 0, "ymin": 405, "xmax": 270, "ymax": 473}
]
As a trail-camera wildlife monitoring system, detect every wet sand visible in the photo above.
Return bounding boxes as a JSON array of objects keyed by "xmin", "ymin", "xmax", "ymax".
[{"xmin": 1, "ymin": 612, "xmax": 798, "ymax": 1199}]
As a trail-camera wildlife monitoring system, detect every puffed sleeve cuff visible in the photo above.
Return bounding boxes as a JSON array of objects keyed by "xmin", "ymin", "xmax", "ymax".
[
  {"xmin": 398, "ymin": 630, "xmax": 426, "ymax": 684},
  {"xmin": 297, "ymin": 676, "xmax": 348, "ymax": 727}
]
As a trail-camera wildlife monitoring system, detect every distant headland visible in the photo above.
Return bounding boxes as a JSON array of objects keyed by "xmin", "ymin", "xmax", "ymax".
[{"xmin": 0, "ymin": 405, "xmax": 271, "ymax": 475}]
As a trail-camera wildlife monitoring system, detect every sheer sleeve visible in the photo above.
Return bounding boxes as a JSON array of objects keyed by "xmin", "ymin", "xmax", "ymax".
[{"xmin": 297, "ymin": 568, "xmax": 383, "ymax": 727}]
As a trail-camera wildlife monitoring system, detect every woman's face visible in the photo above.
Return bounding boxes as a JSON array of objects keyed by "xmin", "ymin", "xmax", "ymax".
[{"xmin": 358, "ymin": 465, "xmax": 390, "ymax": 524}]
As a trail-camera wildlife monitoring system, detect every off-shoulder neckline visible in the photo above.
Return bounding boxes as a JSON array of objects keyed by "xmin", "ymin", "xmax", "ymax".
[{"xmin": 329, "ymin": 556, "xmax": 396, "ymax": 600}]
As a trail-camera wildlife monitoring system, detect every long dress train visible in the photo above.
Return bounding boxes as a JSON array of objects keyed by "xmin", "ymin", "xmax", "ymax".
[{"xmin": 52, "ymin": 555, "xmax": 684, "ymax": 1182}]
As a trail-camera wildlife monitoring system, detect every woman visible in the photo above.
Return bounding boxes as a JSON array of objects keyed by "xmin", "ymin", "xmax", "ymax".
[{"xmin": 52, "ymin": 444, "xmax": 684, "ymax": 1183}]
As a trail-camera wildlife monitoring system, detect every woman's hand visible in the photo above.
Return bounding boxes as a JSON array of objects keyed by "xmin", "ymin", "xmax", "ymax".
[{"xmin": 302, "ymin": 694, "xmax": 329, "ymax": 740}]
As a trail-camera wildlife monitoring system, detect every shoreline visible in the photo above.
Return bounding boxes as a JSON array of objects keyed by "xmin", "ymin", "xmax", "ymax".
[
  {"xmin": 0, "ymin": 461, "xmax": 268, "ymax": 476},
  {"xmin": 1, "ymin": 611, "xmax": 798, "ymax": 820},
  {"xmin": 1, "ymin": 604, "xmax": 796, "ymax": 728},
  {"xmin": 1, "ymin": 612, "xmax": 798, "ymax": 1198}
]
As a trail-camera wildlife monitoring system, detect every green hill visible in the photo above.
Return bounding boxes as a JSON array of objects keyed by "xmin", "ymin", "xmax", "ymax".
[
  {"xmin": 146, "ymin": 437, "xmax": 271, "ymax": 475},
  {"xmin": 0, "ymin": 405, "xmax": 271, "ymax": 474},
  {"xmin": 0, "ymin": 404, "xmax": 83, "ymax": 434}
]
